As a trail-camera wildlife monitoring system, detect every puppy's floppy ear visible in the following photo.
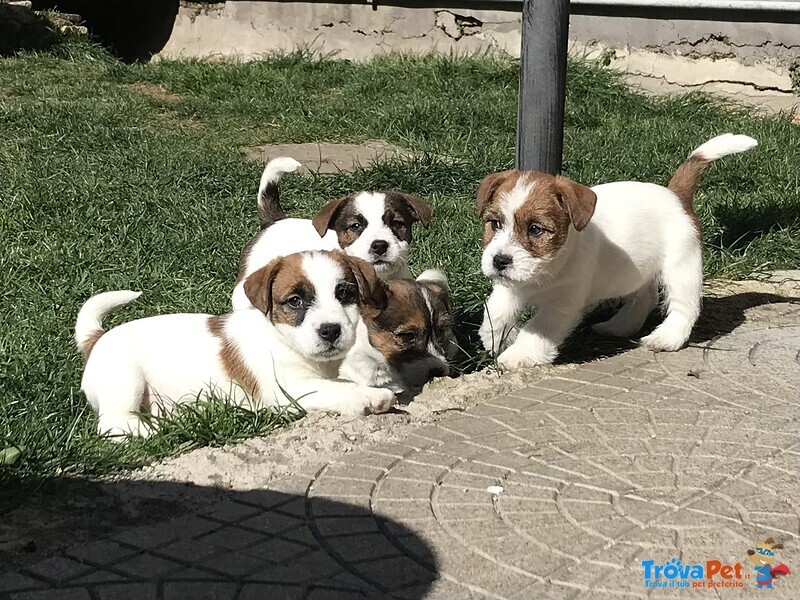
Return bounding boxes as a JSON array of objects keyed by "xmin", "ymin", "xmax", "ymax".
[
  {"xmin": 555, "ymin": 176, "xmax": 597, "ymax": 231},
  {"xmin": 312, "ymin": 195, "xmax": 353, "ymax": 237},
  {"xmin": 476, "ymin": 170, "xmax": 514, "ymax": 216},
  {"xmin": 243, "ymin": 257, "xmax": 282, "ymax": 314},
  {"xmin": 389, "ymin": 192, "xmax": 433, "ymax": 228},
  {"xmin": 343, "ymin": 255, "xmax": 388, "ymax": 310}
]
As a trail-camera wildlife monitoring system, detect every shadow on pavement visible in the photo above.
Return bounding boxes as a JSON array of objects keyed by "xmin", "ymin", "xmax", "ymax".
[{"xmin": 0, "ymin": 477, "xmax": 439, "ymax": 599}]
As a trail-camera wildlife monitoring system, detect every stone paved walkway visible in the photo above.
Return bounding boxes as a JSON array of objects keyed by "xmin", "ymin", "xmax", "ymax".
[{"xmin": 2, "ymin": 295, "xmax": 798, "ymax": 599}]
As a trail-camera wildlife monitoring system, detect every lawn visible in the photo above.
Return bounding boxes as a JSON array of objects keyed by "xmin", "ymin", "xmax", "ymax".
[{"xmin": 1, "ymin": 39, "xmax": 798, "ymax": 489}]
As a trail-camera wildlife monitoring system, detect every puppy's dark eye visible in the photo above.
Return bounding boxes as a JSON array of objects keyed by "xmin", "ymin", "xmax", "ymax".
[
  {"xmin": 349, "ymin": 222, "xmax": 362, "ymax": 232},
  {"xmin": 528, "ymin": 223, "xmax": 545, "ymax": 237},
  {"xmin": 335, "ymin": 282, "xmax": 357, "ymax": 304},
  {"xmin": 397, "ymin": 331, "xmax": 416, "ymax": 345},
  {"xmin": 286, "ymin": 295, "xmax": 304, "ymax": 309},
  {"xmin": 489, "ymin": 219, "xmax": 501, "ymax": 231}
]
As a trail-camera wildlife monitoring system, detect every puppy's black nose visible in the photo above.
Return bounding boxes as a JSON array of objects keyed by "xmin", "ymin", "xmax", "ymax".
[
  {"xmin": 318, "ymin": 323, "xmax": 342, "ymax": 343},
  {"xmin": 371, "ymin": 240, "xmax": 389, "ymax": 256},
  {"xmin": 493, "ymin": 254, "xmax": 513, "ymax": 271}
]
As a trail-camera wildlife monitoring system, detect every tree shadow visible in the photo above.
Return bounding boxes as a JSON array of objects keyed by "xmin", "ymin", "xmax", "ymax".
[
  {"xmin": 0, "ymin": 2, "xmax": 67, "ymax": 57},
  {"xmin": 32, "ymin": 0, "xmax": 179, "ymax": 62},
  {"xmin": 0, "ymin": 477, "xmax": 439, "ymax": 598}
]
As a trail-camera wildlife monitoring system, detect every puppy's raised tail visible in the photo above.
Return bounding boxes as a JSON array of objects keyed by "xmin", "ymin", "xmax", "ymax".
[
  {"xmin": 257, "ymin": 157, "xmax": 303, "ymax": 229},
  {"xmin": 75, "ymin": 290, "xmax": 142, "ymax": 360},
  {"xmin": 668, "ymin": 134, "xmax": 757, "ymax": 214}
]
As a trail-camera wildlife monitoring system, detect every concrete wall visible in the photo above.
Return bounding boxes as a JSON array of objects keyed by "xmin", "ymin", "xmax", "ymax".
[{"xmin": 158, "ymin": 2, "xmax": 799, "ymax": 109}]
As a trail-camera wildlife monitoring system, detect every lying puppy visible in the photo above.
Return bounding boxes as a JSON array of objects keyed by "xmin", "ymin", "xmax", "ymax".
[
  {"xmin": 75, "ymin": 251, "xmax": 395, "ymax": 437},
  {"xmin": 477, "ymin": 134, "xmax": 757, "ymax": 369},
  {"xmin": 231, "ymin": 157, "xmax": 433, "ymax": 311},
  {"xmin": 340, "ymin": 269, "xmax": 456, "ymax": 396}
]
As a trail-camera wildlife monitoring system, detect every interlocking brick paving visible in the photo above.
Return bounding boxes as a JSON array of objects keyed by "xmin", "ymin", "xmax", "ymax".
[{"xmin": 2, "ymin": 295, "xmax": 798, "ymax": 599}]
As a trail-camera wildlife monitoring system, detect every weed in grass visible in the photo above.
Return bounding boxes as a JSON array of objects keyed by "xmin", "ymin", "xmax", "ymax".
[{"xmin": 0, "ymin": 42, "xmax": 797, "ymax": 486}]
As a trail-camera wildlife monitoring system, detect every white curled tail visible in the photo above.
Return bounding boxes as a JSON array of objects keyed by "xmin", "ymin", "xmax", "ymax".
[
  {"xmin": 75, "ymin": 290, "xmax": 142, "ymax": 359},
  {"xmin": 689, "ymin": 134, "xmax": 758, "ymax": 161},
  {"xmin": 257, "ymin": 157, "xmax": 303, "ymax": 229}
]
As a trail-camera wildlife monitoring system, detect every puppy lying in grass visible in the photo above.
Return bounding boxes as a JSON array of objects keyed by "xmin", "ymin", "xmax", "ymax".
[
  {"xmin": 75, "ymin": 250, "xmax": 395, "ymax": 438},
  {"xmin": 478, "ymin": 134, "xmax": 758, "ymax": 369}
]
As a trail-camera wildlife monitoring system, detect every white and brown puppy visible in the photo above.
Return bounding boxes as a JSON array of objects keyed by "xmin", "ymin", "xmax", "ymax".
[
  {"xmin": 340, "ymin": 269, "xmax": 456, "ymax": 397},
  {"xmin": 75, "ymin": 251, "xmax": 395, "ymax": 438},
  {"xmin": 231, "ymin": 157, "xmax": 433, "ymax": 311},
  {"xmin": 478, "ymin": 134, "xmax": 757, "ymax": 369}
]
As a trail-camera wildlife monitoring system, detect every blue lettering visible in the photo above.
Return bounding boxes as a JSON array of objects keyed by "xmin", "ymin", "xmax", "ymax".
[{"xmin": 642, "ymin": 560, "xmax": 655, "ymax": 580}]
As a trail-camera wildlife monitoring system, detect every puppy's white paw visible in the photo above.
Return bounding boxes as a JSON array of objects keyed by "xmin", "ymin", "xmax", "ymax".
[
  {"xmin": 98, "ymin": 415, "xmax": 152, "ymax": 440},
  {"xmin": 340, "ymin": 388, "xmax": 396, "ymax": 416},
  {"xmin": 368, "ymin": 388, "xmax": 396, "ymax": 414},
  {"xmin": 497, "ymin": 343, "xmax": 555, "ymax": 370},
  {"xmin": 479, "ymin": 322, "xmax": 518, "ymax": 355},
  {"xmin": 641, "ymin": 328, "xmax": 687, "ymax": 352}
]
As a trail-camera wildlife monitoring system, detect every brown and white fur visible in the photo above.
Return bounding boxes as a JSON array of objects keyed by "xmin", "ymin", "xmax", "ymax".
[
  {"xmin": 477, "ymin": 134, "xmax": 757, "ymax": 369},
  {"xmin": 75, "ymin": 251, "xmax": 395, "ymax": 438},
  {"xmin": 231, "ymin": 157, "xmax": 433, "ymax": 311},
  {"xmin": 340, "ymin": 269, "xmax": 456, "ymax": 396}
]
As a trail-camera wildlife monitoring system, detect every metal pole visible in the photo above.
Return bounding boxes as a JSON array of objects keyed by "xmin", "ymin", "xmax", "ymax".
[{"xmin": 516, "ymin": 0, "xmax": 571, "ymax": 174}]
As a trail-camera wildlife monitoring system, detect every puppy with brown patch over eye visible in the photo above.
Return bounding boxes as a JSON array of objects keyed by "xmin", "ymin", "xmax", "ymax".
[
  {"xmin": 477, "ymin": 134, "xmax": 757, "ymax": 369},
  {"xmin": 75, "ymin": 250, "xmax": 395, "ymax": 439},
  {"xmin": 340, "ymin": 269, "xmax": 455, "ymax": 398},
  {"xmin": 231, "ymin": 156, "xmax": 433, "ymax": 311}
]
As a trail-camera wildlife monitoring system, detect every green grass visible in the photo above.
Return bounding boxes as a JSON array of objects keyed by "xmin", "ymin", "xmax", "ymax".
[{"xmin": 1, "ymin": 41, "xmax": 798, "ymax": 488}]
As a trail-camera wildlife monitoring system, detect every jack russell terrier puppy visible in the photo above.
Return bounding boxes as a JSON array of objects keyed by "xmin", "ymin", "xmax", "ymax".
[
  {"xmin": 231, "ymin": 157, "xmax": 433, "ymax": 311},
  {"xmin": 477, "ymin": 134, "xmax": 758, "ymax": 369},
  {"xmin": 340, "ymin": 270, "xmax": 456, "ymax": 397},
  {"xmin": 75, "ymin": 251, "xmax": 395, "ymax": 438}
]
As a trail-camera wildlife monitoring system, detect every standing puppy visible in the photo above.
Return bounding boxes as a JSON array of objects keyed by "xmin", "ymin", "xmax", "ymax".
[
  {"xmin": 231, "ymin": 157, "xmax": 433, "ymax": 311},
  {"xmin": 76, "ymin": 251, "xmax": 394, "ymax": 438},
  {"xmin": 478, "ymin": 134, "xmax": 757, "ymax": 369}
]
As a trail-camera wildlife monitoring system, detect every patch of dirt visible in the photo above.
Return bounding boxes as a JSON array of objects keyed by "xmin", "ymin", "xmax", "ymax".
[
  {"xmin": 124, "ymin": 82, "xmax": 182, "ymax": 102},
  {"xmin": 240, "ymin": 140, "xmax": 413, "ymax": 174}
]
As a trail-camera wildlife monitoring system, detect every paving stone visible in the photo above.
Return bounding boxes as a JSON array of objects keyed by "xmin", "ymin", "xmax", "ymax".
[
  {"xmin": 162, "ymin": 581, "xmax": 237, "ymax": 600},
  {"xmin": 197, "ymin": 551, "xmax": 267, "ymax": 578},
  {"xmin": 200, "ymin": 526, "xmax": 265, "ymax": 551},
  {"xmin": 0, "ymin": 573, "xmax": 45, "ymax": 593},
  {"xmin": 113, "ymin": 524, "xmax": 180, "ymax": 549},
  {"xmin": 238, "ymin": 511, "xmax": 303, "ymax": 535},
  {"xmin": 239, "ymin": 537, "xmax": 312, "ymax": 563},
  {"xmin": 94, "ymin": 582, "xmax": 158, "ymax": 600},
  {"xmin": 154, "ymin": 538, "xmax": 222, "ymax": 563},
  {"xmin": 10, "ymin": 589, "xmax": 91, "ymax": 600},
  {"xmin": 238, "ymin": 583, "xmax": 304, "ymax": 600},
  {"xmin": 199, "ymin": 501, "xmax": 261, "ymax": 524},
  {"xmin": 24, "ymin": 557, "xmax": 91, "ymax": 585},
  {"xmin": 113, "ymin": 554, "xmax": 182, "ymax": 578},
  {"xmin": 65, "ymin": 541, "xmax": 138, "ymax": 567}
]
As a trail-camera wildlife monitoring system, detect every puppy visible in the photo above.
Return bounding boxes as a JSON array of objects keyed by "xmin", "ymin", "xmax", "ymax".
[
  {"xmin": 75, "ymin": 251, "xmax": 395, "ymax": 437},
  {"xmin": 477, "ymin": 134, "xmax": 758, "ymax": 369},
  {"xmin": 340, "ymin": 269, "xmax": 456, "ymax": 397},
  {"xmin": 231, "ymin": 157, "xmax": 433, "ymax": 311}
]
